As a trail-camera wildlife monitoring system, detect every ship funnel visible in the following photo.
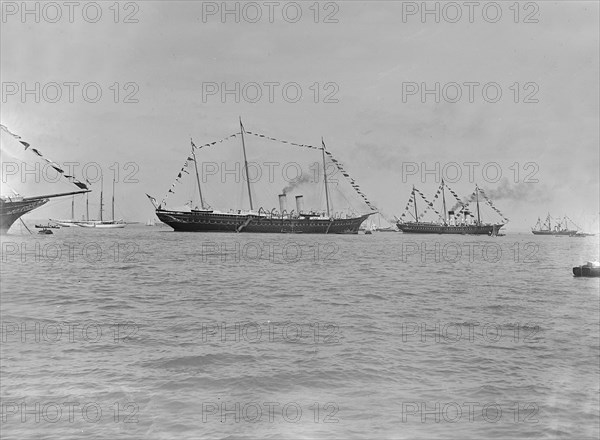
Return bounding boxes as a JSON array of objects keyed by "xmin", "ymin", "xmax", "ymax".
[
  {"xmin": 278, "ymin": 194, "xmax": 287, "ymax": 213},
  {"xmin": 295, "ymin": 195, "xmax": 304, "ymax": 214}
]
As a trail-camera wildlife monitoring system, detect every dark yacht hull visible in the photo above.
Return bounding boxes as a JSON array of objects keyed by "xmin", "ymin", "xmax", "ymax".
[
  {"xmin": 0, "ymin": 198, "xmax": 48, "ymax": 233},
  {"xmin": 156, "ymin": 209, "xmax": 371, "ymax": 234},
  {"xmin": 397, "ymin": 222, "xmax": 503, "ymax": 235},
  {"xmin": 532, "ymin": 230, "xmax": 577, "ymax": 236},
  {"xmin": 573, "ymin": 265, "xmax": 600, "ymax": 277}
]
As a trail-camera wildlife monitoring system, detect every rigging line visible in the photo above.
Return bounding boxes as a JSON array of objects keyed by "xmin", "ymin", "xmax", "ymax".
[
  {"xmin": 245, "ymin": 131, "xmax": 319, "ymax": 151},
  {"xmin": 322, "ymin": 149, "xmax": 375, "ymax": 211},
  {"xmin": 243, "ymin": 128, "xmax": 372, "ymax": 211},
  {"xmin": 19, "ymin": 218, "xmax": 32, "ymax": 234}
]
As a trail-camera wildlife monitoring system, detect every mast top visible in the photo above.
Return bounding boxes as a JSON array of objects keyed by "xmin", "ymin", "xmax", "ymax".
[
  {"xmin": 321, "ymin": 137, "xmax": 331, "ymax": 218},
  {"xmin": 238, "ymin": 117, "xmax": 253, "ymax": 211}
]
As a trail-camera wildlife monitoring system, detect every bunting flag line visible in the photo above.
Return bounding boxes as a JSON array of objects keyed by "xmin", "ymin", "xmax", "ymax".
[
  {"xmin": 245, "ymin": 131, "xmax": 321, "ymax": 150},
  {"xmin": 477, "ymin": 187, "xmax": 509, "ymax": 223},
  {"xmin": 162, "ymin": 134, "xmax": 239, "ymax": 204},
  {"xmin": 1, "ymin": 124, "xmax": 89, "ymax": 190},
  {"xmin": 192, "ymin": 132, "xmax": 239, "ymax": 150},
  {"xmin": 322, "ymin": 148, "xmax": 377, "ymax": 211},
  {"xmin": 161, "ymin": 128, "xmax": 378, "ymax": 212},
  {"xmin": 0, "ymin": 124, "xmax": 21, "ymax": 139},
  {"xmin": 399, "ymin": 193, "xmax": 415, "ymax": 218}
]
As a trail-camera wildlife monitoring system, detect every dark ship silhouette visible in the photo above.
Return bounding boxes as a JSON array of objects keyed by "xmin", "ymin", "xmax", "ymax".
[
  {"xmin": 148, "ymin": 120, "xmax": 374, "ymax": 234},
  {"xmin": 396, "ymin": 180, "xmax": 507, "ymax": 236}
]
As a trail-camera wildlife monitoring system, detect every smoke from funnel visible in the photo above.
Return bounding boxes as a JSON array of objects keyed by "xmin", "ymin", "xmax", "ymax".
[
  {"xmin": 281, "ymin": 173, "xmax": 311, "ymax": 195},
  {"xmin": 483, "ymin": 178, "xmax": 550, "ymax": 202},
  {"xmin": 451, "ymin": 193, "xmax": 477, "ymax": 212}
]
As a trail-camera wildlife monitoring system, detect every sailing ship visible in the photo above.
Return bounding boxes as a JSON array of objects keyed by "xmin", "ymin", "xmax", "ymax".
[
  {"xmin": 51, "ymin": 194, "xmax": 85, "ymax": 227},
  {"xmin": 375, "ymin": 213, "xmax": 397, "ymax": 232},
  {"xmin": 362, "ymin": 218, "xmax": 377, "ymax": 234},
  {"xmin": 531, "ymin": 214, "xmax": 580, "ymax": 236},
  {"xmin": 376, "ymin": 226, "xmax": 397, "ymax": 232},
  {"xmin": 1, "ymin": 125, "xmax": 90, "ymax": 233},
  {"xmin": 396, "ymin": 180, "xmax": 507, "ymax": 235},
  {"xmin": 148, "ymin": 119, "xmax": 374, "ymax": 234},
  {"xmin": 76, "ymin": 175, "xmax": 126, "ymax": 228}
]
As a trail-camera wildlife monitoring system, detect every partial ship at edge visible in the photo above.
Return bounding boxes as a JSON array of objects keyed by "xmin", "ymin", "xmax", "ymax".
[
  {"xmin": 1, "ymin": 124, "xmax": 90, "ymax": 234},
  {"xmin": 1, "ymin": 190, "xmax": 88, "ymax": 233}
]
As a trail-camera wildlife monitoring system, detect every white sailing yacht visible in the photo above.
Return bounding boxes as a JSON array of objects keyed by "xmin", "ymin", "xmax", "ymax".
[
  {"xmin": 77, "ymin": 175, "xmax": 126, "ymax": 228},
  {"xmin": 51, "ymin": 195, "xmax": 80, "ymax": 227}
]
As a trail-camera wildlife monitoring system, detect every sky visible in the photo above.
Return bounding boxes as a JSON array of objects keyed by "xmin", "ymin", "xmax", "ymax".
[{"xmin": 1, "ymin": 1, "xmax": 599, "ymax": 231}]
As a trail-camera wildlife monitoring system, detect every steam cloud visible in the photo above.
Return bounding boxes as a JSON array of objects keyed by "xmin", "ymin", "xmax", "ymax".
[
  {"xmin": 451, "ymin": 193, "xmax": 477, "ymax": 212},
  {"xmin": 483, "ymin": 178, "xmax": 550, "ymax": 203},
  {"xmin": 281, "ymin": 173, "xmax": 311, "ymax": 195},
  {"xmin": 447, "ymin": 179, "xmax": 549, "ymax": 211}
]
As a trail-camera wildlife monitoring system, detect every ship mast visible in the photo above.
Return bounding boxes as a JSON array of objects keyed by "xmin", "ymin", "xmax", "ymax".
[
  {"xmin": 239, "ymin": 118, "xmax": 254, "ymax": 211},
  {"xmin": 441, "ymin": 179, "xmax": 447, "ymax": 224},
  {"xmin": 191, "ymin": 140, "xmax": 205, "ymax": 209},
  {"xmin": 321, "ymin": 139, "xmax": 331, "ymax": 218},
  {"xmin": 99, "ymin": 174, "xmax": 103, "ymax": 221},
  {"xmin": 475, "ymin": 184, "xmax": 481, "ymax": 225},
  {"xmin": 112, "ymin": 176, "xmax": 115, "ymax": 221},
  {"xmin": 413, "ymin": 186, "xmax": 418, "ymax": 221}
]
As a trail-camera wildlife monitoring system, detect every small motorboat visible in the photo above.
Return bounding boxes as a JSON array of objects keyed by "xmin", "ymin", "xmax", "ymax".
[
  {"xmin": 35, "ymin": 223, "xmax": 59, "ymax": 229},
  {"xmin": 38, "ymin": 228, "xmax": 53, "ymax": 235},
  {"xmin": 573, "ymin": 261, "xmax": 600, "ymax": 277}
]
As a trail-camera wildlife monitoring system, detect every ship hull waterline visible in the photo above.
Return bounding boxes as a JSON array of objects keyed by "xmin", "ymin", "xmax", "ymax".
[
  {"xmin": 0, "ymin": 199, "xmax": 49, "ymax": 233},
  {"xmin": 156, "ymin": 209, "xmax": 372, "ymax": 234},
  {"xmin": 396, "ymin": 222, "xmax": 504, "ymax": 235},
  {"xmin": 531, "ymin": 230, "xmax": 577, "ymax": 236},
  {"xmin": 1, "ymin": 190, "xmax": 90, "ymax": 233}
]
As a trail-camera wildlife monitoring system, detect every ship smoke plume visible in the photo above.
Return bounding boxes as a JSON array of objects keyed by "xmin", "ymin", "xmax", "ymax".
[
  {"xmin": 483, "ymin": 178, "xmax": 550, "ymax": 202},
  {"xmin": 451, "ymin": 193, "xmax": 476, "ymax": 212},
  {"xmin": 281, "ymin": 173, "xmax": 311, "ymax": 195},
  {"xmin": 449, "ymin": 179, "xmax": 549, "ymax": 211}
]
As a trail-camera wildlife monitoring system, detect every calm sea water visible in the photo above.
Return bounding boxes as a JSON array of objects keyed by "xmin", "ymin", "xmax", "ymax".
[{"xmin": 1, "ymin": 225, "xmax": 599, "ymax": 439}]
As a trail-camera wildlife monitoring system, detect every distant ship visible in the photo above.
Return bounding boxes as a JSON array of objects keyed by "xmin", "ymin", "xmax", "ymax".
[
  {"xmin": 51, "ymin": 194, "xmax": 84, "ymax": 227},
  {"xmin": 531, "ymin": 214, "xmax": 577, "ymax": 236},
  {"xmin": 148, "ymin": 120, "xmax": 374, "ymax": 234},
  {"xmin": 54, "ymin": 175, "xmax": 126, "ymax": 228},
  {"xmin": 396, "ymin": 180, "xmax": 506, "ymax": 236},
  {"xmin": 374, "ymin": 213, "xmax": 398, "ymax": 232}
]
